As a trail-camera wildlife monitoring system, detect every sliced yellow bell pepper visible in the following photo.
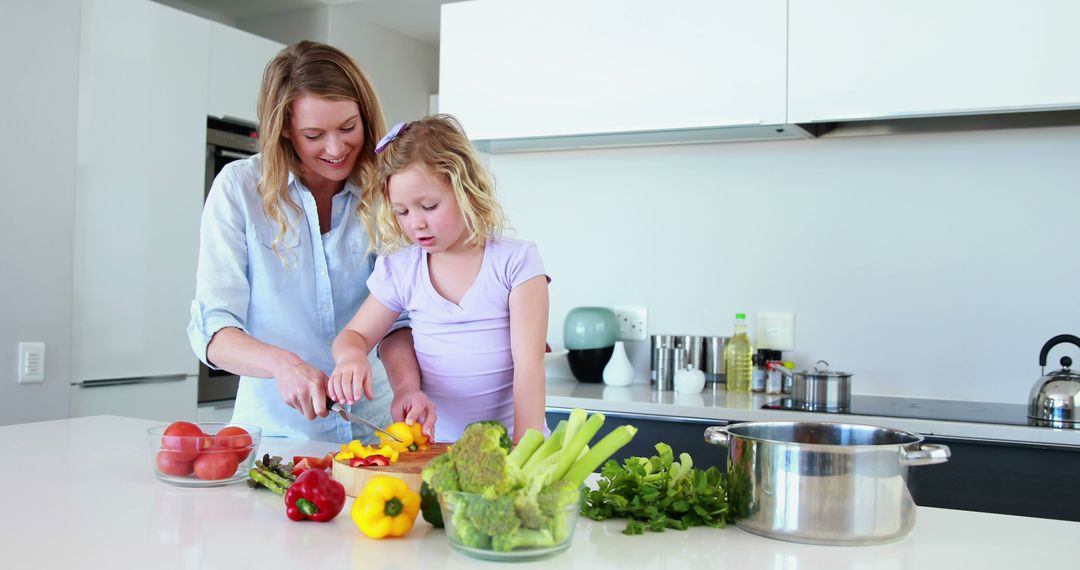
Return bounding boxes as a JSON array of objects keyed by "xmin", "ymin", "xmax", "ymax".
[
  {"xmin": 335, "ymin": 441, "xmax": 400, "ymax": 463},
  {"xmin": 352, "ymin": 475, "xmax": 421, "ymax": 538}
]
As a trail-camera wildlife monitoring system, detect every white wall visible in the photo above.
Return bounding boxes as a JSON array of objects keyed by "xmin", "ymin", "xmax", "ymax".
[
  {"xmin": 0, "ymin": 0, "xmax": 81, "ymax": 425},
  {"xmin": 239, "ymin": 5, "xmax": 437, "ymax": 126},
  {"xmin": 240, "ymin": 6, "xmax": 330, "ymax": 45},
  {"xmin": 493, "ymin": 126, "xmax": 1080, "ymax": 404}
]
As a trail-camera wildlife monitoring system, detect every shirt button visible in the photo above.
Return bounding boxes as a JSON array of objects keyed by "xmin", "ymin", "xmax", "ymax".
[
  {"xmin": 321, "ymin": 269, "xmax": 328, "ymax": 277},
  {"xmin": 322, "ymin": 304, "xmax": 331, "ymax": 312}
]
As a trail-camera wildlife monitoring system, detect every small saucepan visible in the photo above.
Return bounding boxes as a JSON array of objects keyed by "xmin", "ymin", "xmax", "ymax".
[{"xmin": 769, "ymin": 360, "xmax": 852, "ymax": 412}]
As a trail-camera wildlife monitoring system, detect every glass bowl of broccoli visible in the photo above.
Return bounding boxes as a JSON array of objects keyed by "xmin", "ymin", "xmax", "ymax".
[{"xmin": 439, "ymin": 485, "xmax": 582, "ymax": 561}]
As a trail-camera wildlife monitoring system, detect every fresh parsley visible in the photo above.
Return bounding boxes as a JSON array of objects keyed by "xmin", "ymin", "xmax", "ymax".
[{"xmin": 581, "ymin": 443, "xmax": 730, "ymax": 535}]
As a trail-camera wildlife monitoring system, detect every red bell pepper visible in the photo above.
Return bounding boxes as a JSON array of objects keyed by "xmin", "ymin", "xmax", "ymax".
[
  {"xmin": 348, "ymin": 454, "xmax": 391, "ymax": 467},
  {"xmin": 284, "ymin": 468, "xmax": 346, "ymax": 522}
]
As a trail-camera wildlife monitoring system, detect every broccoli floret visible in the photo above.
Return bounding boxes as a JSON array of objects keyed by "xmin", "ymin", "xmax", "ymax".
[
  {"xmin": 513, "ymin": 493, "xmax": 547, "ymax": 529},
  {"xmin": 490, "ymin": 529, "xmax": 556, "ymax": 552},
  {"xmin": 537, "ymin": 479, "xmax": 582, "ymax": 543},
  {"xmin": 465, "ymin": 495, "xmax": 521, "ymax": 536},
  {"xmin": 421, "ymin": 452, "xmax": 460, "ymax": 494},
  {"xmin": 450, "ymin": 497, "xmax": 491, "ymax": 549},
  {"xmin": 512, "ymin": 468, "xmax": 549, "ymax": 529},
  {"xmin": 451, "ymin": 421, "xmax": 521, "ymax": 497},
  {"xmin": 537, "ymin": 479, "xmax": 581, "ymax": 516}
]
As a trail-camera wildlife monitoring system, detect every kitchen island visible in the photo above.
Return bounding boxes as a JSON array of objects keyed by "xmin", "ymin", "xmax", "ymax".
[{"xmin": 4, "ymin": 415, "xmax": 1077, "ymax": 569}]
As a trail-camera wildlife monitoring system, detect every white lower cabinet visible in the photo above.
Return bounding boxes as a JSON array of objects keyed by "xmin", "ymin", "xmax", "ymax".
[
  {"xmin": 70, "ymin": 376, "xmax": 198, "ymax": 422},
  {"xmin": 197, "ymin": 400, "xmax": 237, "ymax": 423}
]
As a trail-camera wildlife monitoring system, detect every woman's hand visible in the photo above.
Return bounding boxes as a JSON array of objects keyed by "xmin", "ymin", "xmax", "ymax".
[
  {"xmin": 274, "ymin": 358, "xmax": 332, "ymax": 420},
  {"xmin": 328, "ymin": 357, "xmax": 375, "ymax": 407},
  {"xmin": 391, "ymin": 390, "xmax": 437, "ymax": 440}
]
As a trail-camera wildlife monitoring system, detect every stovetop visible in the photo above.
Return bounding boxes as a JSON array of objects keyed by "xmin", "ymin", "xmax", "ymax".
[{"xmin": 762, "ymin": 395, "xmax": 1038, "ymax": 427}]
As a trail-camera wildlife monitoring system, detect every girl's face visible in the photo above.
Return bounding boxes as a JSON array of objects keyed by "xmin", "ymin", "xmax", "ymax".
[
  {"xmin": 388, "ymin": 164, "xmax": 469, "ymax": 254},
  {"xmin": 284, "ymin": 95, "xmax": 364, "ymax": 191}
]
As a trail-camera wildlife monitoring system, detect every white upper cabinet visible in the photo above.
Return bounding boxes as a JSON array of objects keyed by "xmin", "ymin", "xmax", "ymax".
[
  {"xmin": 74, "ymin": 0, "xmax": 208, "ymax": 381},
  {"xmin": 207, "ymin": 22, "xmax": 284, "ymax": 125},
  {"xmin": 788, "ymin": 0, "xmax": 1080, "ymax": 123},
  {"xmin": 439, "ymin": 0, "xmax": 790, "ymax": 144}
]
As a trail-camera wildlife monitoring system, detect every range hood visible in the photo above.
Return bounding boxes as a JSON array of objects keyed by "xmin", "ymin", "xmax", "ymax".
[
  {"xmin": 797, "ymin": 108, "xmax": 1080, "ymax": 139},
  {"xmin": 471, "ymin": 122, "xmax": 814, "ymax": 154}
]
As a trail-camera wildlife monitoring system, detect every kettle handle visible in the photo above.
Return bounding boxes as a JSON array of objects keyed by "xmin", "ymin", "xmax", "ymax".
[{"xmin": 1038, "ymin": 334, "xmax": 1080, "ymax": 367}]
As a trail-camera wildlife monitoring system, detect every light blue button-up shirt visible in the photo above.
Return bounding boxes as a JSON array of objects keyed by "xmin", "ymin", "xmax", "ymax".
[{"xmin": 188, "ymin": 155, "xmax": 401, "ymax": 443}]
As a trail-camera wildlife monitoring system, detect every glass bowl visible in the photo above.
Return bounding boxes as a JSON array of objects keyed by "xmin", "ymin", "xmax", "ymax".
[
  {"xmin": 439, "ymin": 487, "xmax": 581, "ymax": 562},
  {"xmin": 147, "ymin": 422, "xmax": 262, "ymax": 487}
]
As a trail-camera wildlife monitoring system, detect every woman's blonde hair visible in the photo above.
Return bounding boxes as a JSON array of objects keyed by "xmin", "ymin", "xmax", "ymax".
[
  {"xmin": 362, "ymin": 114, "xmax": 507, "ymax": 254},
  {"xmin": 256, "ymin": 40, "xmax": 386, "ymax": 256}
]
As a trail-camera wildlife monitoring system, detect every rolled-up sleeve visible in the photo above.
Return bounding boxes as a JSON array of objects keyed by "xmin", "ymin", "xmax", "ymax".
[{"xmin": 187, "ymin": 167, "xmax": 251, "ymax": 369}]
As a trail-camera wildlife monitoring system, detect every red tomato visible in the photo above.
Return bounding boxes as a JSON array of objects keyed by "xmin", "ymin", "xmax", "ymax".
[
  {"xmin": 161, "ymin": 421, "xmax": 208, "ymax": 461},
  {"xmin": 194, "ymin": 446, "xmax": 240, "ymax": 480},
  {"xmin": 213, "ymin": 426, "xmax": 253, "ymax": 464},
  {"xmin": 156, "ymin": 450, "xmax": 194, "ymax": 476}
]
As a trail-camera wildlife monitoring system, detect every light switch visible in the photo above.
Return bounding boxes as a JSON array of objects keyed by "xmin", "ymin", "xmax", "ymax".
[
  {"xmin": 755, "ymin": 312, "xmax": 795, "ymax": 351},
  {"xmin": 18, "ymin": 342, "xmax": 45, "ymax": 384}
]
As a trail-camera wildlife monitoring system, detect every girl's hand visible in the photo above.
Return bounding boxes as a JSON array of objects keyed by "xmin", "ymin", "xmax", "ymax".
[
  {"xmin": 392, "ymin": 390, "xmax": 437, "ymax": 440},
  {"xmin": 328, "ymin": 357, "xmax": 375, "ymax": 406},
  {"xmin": 274, "ymin": 359, "xmax": 331, "ymax": 421}
]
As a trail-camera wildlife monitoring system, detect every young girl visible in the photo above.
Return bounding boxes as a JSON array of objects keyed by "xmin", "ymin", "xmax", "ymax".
[{"xmin": 329, "ymin": 115, "xmax": 549, "ymax": 443}]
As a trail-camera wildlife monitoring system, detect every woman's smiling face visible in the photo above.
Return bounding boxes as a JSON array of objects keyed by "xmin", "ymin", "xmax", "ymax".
[{"xmin": 285, "ymin": 95, "xmax": 364, "ymax": 191}]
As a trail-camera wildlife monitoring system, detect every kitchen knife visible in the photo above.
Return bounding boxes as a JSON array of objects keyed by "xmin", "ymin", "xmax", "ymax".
[{"xmin": 325, "ymin": 397, "xmax": 404, "ymax": 443}]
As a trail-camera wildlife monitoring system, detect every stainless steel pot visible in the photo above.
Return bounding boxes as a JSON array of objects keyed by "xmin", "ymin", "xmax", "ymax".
[
  {"xmin": 770, "ymin": 360, "xmax": 851, "ymax": 411},
  {"xmin": 704, "ymin": 421, "xmax": 950, "ymax": 546}
]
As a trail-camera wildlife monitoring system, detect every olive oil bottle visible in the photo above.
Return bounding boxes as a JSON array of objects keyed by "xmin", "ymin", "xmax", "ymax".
[{"xmin": 725, "ymin": 313, "xmax": 753, "ymax": 393}]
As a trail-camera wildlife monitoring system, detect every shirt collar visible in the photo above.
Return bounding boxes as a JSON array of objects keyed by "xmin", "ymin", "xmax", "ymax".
[{"xmin": 287, "ymin": 170, "xmax": 362, "ymax": 198}]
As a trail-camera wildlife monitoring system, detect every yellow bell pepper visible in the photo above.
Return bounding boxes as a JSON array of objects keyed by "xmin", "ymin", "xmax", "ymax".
[
  {"xmin": 410, "ymin": 422, "xmax": 430, "ymax": 451},
  {"xmin": 352, "ymin": 475, "xmax": 421, "ymax": 538},
  {"xmin": 377, "ymin": 422, "xmax": 417, "ymax": 453}
]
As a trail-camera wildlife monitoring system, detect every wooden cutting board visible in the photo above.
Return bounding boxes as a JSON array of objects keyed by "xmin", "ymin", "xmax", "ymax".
[{"xmin": 331, "ymin": 443, "xmax": 451, "ymax": 497}]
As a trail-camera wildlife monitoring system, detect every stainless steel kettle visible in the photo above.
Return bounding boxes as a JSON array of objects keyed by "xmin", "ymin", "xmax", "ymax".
[{"xmin": 1028, "ymin": 334, "xmax": 1080, "ymax": 428}]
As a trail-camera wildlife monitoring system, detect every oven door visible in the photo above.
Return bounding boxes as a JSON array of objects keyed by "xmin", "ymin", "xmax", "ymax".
[{"xmin": 199, "ymin": 119, "xmax": 258, "ymax": 404}]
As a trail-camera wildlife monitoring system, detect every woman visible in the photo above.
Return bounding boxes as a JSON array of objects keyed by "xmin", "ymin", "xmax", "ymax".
[{"xmin": 187, "ymin": 40, "xmax": 433, "ymax": 442}]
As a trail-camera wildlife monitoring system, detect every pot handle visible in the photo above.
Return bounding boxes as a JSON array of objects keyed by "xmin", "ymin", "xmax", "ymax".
[
  {"xmin": 703, "ymin": 425, "xmax": 731, "ymax": 446},
  {"xmin": 1038, "ymin": 334, "xmax": 1080, "ymax": 371},
  {"xmin": 900, "ymin": 443, "xmax": 951, "ymax": 466}
]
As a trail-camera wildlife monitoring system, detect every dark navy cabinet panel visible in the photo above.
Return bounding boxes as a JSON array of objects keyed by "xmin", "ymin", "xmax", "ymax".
[{"xmin": 547, "ymin": 408, "xmax": 1080, "ymax": 522}]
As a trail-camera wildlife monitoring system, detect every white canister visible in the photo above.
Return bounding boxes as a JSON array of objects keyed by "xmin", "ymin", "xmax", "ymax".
[{"xmin": 674, "ymin": 364, "xmax": 706, "ymax": 393}]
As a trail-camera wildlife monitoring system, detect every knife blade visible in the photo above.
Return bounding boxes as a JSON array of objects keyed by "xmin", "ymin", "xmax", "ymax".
[{"xmin": 325, "ymin": 397, "xmax": 404, "ymax": 443}]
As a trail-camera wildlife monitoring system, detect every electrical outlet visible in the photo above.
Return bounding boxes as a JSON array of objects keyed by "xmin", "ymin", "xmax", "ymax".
[
  {"xmin": 614, "ymin": 305, "xmax": 648, "ymax": 341},
  {"xmin": 756, "ymin": 312, "xmax": 795, "ymax": 351},
  {"xmin": 18, "ymin": 342, "xmax": 45, "ymax": 384}
]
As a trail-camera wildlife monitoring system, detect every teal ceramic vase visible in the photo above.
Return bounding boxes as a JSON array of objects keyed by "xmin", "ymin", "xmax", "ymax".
[{"xmin": 564, "ymin": 307, "xmax": 618, "ymax": 383}]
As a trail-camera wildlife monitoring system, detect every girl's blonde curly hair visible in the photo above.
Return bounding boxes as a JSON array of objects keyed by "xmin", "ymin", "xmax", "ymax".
[{"xmin": 361, "ymin": 114, "xmax": 507, "ymax": 254}]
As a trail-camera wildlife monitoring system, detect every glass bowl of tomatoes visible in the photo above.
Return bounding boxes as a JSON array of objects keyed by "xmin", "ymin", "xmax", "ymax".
[{"xmin": 148, "ymin": 421, "xmax": 262, "ymax": 487}]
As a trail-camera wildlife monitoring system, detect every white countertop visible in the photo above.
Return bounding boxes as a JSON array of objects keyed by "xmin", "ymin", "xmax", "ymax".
[
  {"xmin": 4, "ymin": 415, "xmax": 1077, "ymax": 569},
  {"xmin": 544, "ymin": 376, "xmax": 1080, "ymax": 447}
]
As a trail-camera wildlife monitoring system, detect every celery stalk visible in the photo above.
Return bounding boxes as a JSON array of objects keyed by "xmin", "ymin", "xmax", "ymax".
[
  {"xmin": 509, "ymin": 428, "xmax": 545, "ymax": 468},
  {"xmin": 562, "ymin": 425, "xmax": 638, "ymax": 489},
  {"xmin": 521, "ymin": 420, "xmax": 566, "ymax": 474},
  {"xmin": 551, "ymin": 412, "xmax": 605, "ymax": 483}
]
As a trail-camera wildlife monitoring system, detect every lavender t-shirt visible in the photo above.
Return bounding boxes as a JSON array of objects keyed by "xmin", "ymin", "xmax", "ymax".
[{"xmin": 366, "ymin": 238, "xmax": 549, "ymax": 442}]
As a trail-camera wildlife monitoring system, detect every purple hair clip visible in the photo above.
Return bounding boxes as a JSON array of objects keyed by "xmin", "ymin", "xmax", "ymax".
[{"xmin": 375, "ymin": 121, "xmax": 409, "ymax": 154}]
